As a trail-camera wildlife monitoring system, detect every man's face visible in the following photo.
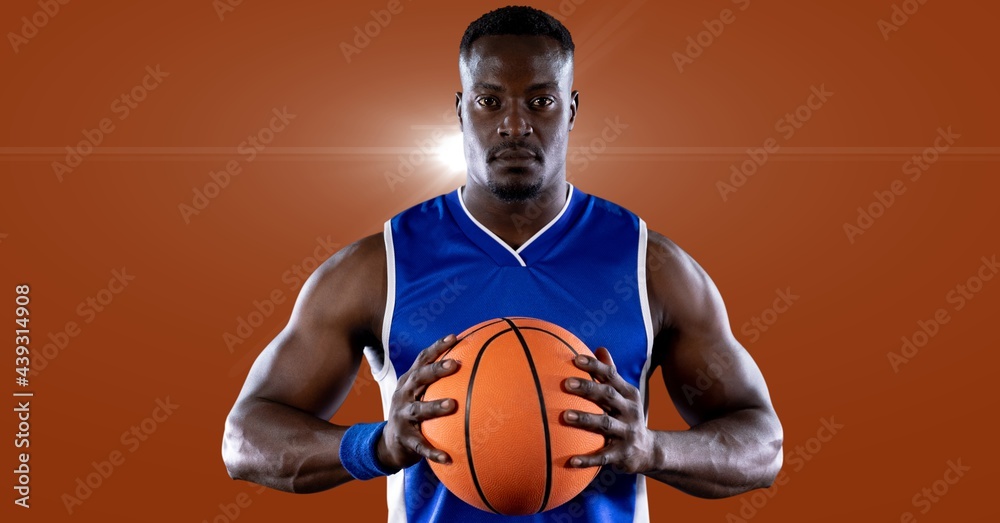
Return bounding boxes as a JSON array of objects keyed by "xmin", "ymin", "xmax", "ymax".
[{"xmin": 457, "ymin": 35, "xmax": 578, "ymax": 203}]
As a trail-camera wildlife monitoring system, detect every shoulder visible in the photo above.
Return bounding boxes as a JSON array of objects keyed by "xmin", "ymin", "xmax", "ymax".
[
  {"xmin": 289, "ymin": 232, "xmax": 387, "ymax": 339},
  {"xmin": 644, "ymin": 229, "xmax": 723, "ymax": 336},
  {"xmin": 645, "ymin": 229, "xmax": 696, "ymax": 276},
  {"xmin": 311, "ymin": 232, "xmax": 385, "ymax": 284}
]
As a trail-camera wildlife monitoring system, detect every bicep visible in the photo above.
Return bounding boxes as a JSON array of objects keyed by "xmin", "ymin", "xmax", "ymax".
[
  {"xmin": 648, "ymin": 233, "xmax": 775, "ymax": 427},
  {"xmin": 232, "ymin": 235, "xmax": 385, "ymax": 420}
]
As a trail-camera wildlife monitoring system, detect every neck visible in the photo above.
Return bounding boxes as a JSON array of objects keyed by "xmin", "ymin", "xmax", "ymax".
[{"xmin": 461, "ymin": 180, "xmax": 569, "ymax": 250}]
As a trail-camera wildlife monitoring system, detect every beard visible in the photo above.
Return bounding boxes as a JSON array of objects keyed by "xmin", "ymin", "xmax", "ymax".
[{"xmin": 487, "ymin": 169, "xmax": 544, "ymax": 203}]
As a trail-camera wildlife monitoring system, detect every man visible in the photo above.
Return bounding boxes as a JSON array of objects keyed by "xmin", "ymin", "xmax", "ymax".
[{"xmin": 222, "ymin": 6, "xmax": 782, "ymax": 522}]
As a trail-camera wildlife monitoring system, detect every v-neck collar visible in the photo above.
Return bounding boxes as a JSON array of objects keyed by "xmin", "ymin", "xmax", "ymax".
[{"xmin": 445, "ymin": 183, "xmax": 578, "ymax": 267}]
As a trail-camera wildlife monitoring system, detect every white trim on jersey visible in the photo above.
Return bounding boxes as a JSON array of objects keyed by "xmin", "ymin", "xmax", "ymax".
[
  {"xmin": 636, "ymin": 219, "xmax": 655, "ymax": 421},
  {"xmin": 378, "ymin": 220, "xmax": 408, "ymax": 523},
  {"xmin": 456, "ymin": 182, "xmax": 575, "ymax": 267},
  {"xmin": 634, "ymin": 219, "xmax": 654, "ymax": 523},
  {"xmin": 368, "ymin": 221, "xmax": 396, "ymax": 382},
  {"xmin": 514, "ymin": 183, "xmax": 575, "ymax": 253}
]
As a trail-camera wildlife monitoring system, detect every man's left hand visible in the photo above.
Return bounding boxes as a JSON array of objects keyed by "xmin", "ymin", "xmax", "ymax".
[{"xmin": 562, "ymin": 347, "xmax": 655, "ymax": 475}]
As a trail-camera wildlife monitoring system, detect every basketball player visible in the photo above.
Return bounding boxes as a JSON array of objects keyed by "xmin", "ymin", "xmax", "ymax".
[{"xmin": 223, "ymin": 6, "xmax": 783, "ymax": 522}]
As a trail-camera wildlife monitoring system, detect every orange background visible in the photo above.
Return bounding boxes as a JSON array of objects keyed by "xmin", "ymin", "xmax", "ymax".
[{"xmin": 1, "ymin": 0, "xmax": 997, "ymax": 521}]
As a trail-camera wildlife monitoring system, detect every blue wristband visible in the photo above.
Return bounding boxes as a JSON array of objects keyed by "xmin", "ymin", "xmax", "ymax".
[{"xmin": 339, "ymin": 421, "xmax": 398, "ymax": 480}]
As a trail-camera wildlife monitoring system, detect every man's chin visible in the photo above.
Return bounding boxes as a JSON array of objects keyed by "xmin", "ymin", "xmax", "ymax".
[{"xmin": 486, "ymin": 171, "xmax": 544, "ymax": 203}]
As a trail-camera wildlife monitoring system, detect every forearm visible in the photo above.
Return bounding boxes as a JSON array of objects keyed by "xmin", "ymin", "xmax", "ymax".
[
  {"xmin": 643, "ymin": 408, "xmax": 783, "ymax": 498},
  {"xmin": 222, "ymin": 398, "xmax": 354, "ymax": 493}
]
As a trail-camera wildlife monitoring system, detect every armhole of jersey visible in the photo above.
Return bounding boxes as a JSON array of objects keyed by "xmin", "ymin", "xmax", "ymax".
[
  {"xmin": 636, "ymin": 218, "xmax": 654, "ymax": 421},
  {"xmin": 370, "ymin": 220, "xmax": 395, "ymax": 383},
  {"xmin": 633, "ymin": 218, "xmax": 653, "ymax": 523}
]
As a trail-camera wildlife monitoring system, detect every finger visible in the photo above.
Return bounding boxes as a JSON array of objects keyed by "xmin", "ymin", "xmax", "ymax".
[
  {"xmin": 574, "ymin": 349, "xmax": 637, "ymax": 401},
  {"xmin": 594, "ymin": 347, "xmax": 615, "ymax": 368},
  {"xmin": 567, "ymin": 448, "xmax": 614, "ymax": 468},
  {"xmin": 563, "ymin": 376, "xmax": 629, "ymax": 414},
  {"xmin": 414, "ymin": 334, "xmax": 458, "ymax": 367},
  {"xmin": 398, "ymin": 336, "xmax": 456, "ymax": 389},
  {"xmin": 574, "ymin": 349, "xmax": 615, "ymax": 382},
  {"xmin": 400, "ymin": 433, "xmax": 451, "ymax": 464},
  {"xmin": 409, "ymin": 357, "xmax": 460, "ymax": 392},
  {"xmin": 403, "ymin": 398, "xmax": 457, "ymax": 422},
  {"xmin": 563, "ymin": 409, "xmax": 627, "ymax": 438}
]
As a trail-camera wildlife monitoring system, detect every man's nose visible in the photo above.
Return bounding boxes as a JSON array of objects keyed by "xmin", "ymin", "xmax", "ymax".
[{"xmin": 498, "ymin": 106, "xmax": 532, "ymax": 137}]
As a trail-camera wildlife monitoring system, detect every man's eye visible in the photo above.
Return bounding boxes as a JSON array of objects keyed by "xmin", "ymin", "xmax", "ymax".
[
  {"xmin": 532, "ymin": 98, "xmax": 554, "ymax": 107},
  {"xmin": 477, "ymin": 97, "xmax": 499, "ymax": 107}
]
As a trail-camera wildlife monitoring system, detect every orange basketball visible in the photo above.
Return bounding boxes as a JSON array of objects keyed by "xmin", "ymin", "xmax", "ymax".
[{"xmin": 421, "ymin": 317, "xmax": 604, "ymax": 516}]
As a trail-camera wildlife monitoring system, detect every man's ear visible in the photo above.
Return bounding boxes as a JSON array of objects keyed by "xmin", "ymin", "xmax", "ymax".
[
  {"xmin": 455, "ymin": 92, "xmax": 463, "ymax": 131},
  {"xmin": 568, "ymin": 90, "xmax": 579, "ymax": 131}
]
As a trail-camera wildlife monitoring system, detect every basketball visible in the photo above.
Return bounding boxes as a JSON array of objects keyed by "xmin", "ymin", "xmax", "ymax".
[{"xmin": 421, "ymin": 317, "xmax": 605, "ymax": 515}]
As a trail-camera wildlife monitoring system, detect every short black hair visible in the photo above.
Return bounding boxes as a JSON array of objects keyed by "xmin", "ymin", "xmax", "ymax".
[{"xmin": 460, "ymin": 5, "xmax": 575, "ymax": 59}]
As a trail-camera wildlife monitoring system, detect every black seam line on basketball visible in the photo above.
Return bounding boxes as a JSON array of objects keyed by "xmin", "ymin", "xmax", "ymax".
[
  {"xmin": 465, "ymin": 327, "xmax": 512, "ymax": 515},
  {"xmin": 456, "ymin": 318, "xmax": 508, "ymax": 342},
  {"xmin": 516, "ymin": 327, "xmax": 599, "ymax": 383},
  {"xmin": 502, "ymin": 318, "xmax": 553, "ymax": 514},
  {"xmin": 516, "ymin": 327, "xmax": 579, "ymax": 356}
]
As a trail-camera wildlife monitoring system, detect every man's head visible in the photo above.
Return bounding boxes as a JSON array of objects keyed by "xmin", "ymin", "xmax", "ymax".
[{"xmin": 457, "ymin": 6, "xmax": 579, "ymax": 203}]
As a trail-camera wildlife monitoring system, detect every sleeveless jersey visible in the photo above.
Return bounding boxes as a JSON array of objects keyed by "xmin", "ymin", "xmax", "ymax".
[{"xmin": 366, "ymin": 183, "xmax": 654, "ymax": 523}]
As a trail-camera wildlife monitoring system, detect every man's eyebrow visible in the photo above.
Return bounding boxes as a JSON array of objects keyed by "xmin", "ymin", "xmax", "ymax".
[
  {"xmin": 471, "ymin": 81, "xmax": 560, "ymax": 92},
  {"xmin": 526, "ymin": 81, "xmax": 559, "ymax": 92},
  {"xmin": 473, "ymin": 82, "xmax": 505, "ymax": 92}
]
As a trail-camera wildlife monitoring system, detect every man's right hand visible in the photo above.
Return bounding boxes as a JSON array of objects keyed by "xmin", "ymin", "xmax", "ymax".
[{"xmin": 376, "ymin": 334, "xmax": 461, "ymax": 472}]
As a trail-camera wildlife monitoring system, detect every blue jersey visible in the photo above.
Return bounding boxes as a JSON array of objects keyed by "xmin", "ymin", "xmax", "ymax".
[{"xmin": 367, "ymin": 183, "xmax": 654, "ymax": 523}]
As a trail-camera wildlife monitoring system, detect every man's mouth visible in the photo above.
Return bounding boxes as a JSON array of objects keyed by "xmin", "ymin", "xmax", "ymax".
[{"xmin": 492, "ymin": 148, "xmax": 537, "ymax": 161}]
